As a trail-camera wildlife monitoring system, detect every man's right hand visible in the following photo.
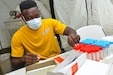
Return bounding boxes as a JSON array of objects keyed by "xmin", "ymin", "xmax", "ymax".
[{"xmin": 23, "ymin": 53, "xmax": 40, "ymax": 65}]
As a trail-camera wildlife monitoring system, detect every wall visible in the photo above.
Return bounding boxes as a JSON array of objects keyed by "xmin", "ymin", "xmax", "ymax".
[{"xmin": 0, "ymin": 0, "xmax": 24, "ymax": 50}]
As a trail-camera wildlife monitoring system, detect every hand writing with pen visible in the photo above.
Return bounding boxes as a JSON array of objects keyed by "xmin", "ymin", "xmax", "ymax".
[{"xmin": 23, "ymin": 53, "xmax": 40, "ymax": 65}]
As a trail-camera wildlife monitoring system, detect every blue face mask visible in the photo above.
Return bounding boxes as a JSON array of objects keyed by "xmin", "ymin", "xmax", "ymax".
[{"xmin": 26, "ymin": 17, "xmax": 42, "ymax": 30}]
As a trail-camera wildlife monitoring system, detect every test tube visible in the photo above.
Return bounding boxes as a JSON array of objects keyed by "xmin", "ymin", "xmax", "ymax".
[
  {"xmin": 99, "ymin": 46, "xmax": 103, "ymax": 60},
  {"xmin": 87, "ymin": 48, "xmax": 92, "ymax": 60},
  {"xmin": 95, "ymin": 46, "xmax": 100, "ymax": 61},
  {"xmin": 73, "ymin": 44, "xmax": 80, "ymax": 54}
]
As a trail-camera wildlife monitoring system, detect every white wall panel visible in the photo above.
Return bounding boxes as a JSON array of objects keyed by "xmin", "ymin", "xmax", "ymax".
[{"xmin": 0, "ymin": 0, "xmax": 24, "ymax": 49}]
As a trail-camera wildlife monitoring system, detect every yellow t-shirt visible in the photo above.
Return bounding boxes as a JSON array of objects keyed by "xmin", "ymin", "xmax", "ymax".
[{"xmin": 11, "ymin": 18, "xmax": 67, "ymax": 59}]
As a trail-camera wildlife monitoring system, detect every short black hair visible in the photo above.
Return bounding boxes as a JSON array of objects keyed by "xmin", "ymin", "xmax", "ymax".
[{"xmin": 20, "ymin": 0, "xmax": 37, "ymax": 13}]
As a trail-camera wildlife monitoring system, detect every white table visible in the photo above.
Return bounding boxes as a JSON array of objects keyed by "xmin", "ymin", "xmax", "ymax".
[{"xmin": 100, "ymin": 55, "xmax": 113, "ymax": 75}]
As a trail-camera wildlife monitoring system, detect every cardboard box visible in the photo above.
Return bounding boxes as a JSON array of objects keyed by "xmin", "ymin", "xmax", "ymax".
[
  {"xmin": 47, "ymin": 53, "xmax": 86, "ymax": 75},
  {"xmin": 27, "ymin": 60, "xmax": 57, "ymax": 75},
  {"xmin": 48, "ymin": 53, "xmax": 110, "ymax": 75},
  {"xmin": 5, "ymin": 50, "xmax": 110, "ymax": 75},
  {"xmin": 26, "ymin": 50, "xmax": 80, "ymax": 75},
  {"xmin": 5, "ymin": 50, "xmax": 79, "ymax": 75},
  {"xmin": 74, "ymin": 59, "xmax": 110, "ymax": 75}
]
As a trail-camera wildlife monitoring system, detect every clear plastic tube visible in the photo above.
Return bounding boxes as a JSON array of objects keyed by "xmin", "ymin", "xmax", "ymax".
[
  {"xmin": 95, "ymin": 47, "xmax": 100, "ymax": 61},
  {"xmin": 87, "ymin": 48, "xmax": 92, "ymax": 60},
  {"xmin": 99, "ymin": 49, "xmax": 104, "ymax": 60}
]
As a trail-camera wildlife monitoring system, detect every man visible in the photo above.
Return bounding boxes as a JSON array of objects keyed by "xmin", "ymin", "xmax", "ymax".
[{"xmin": 11, "ymin": 0, "xmax": 80, "ymax": 69}]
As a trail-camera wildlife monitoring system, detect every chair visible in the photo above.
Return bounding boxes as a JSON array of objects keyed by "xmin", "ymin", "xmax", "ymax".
[{"xmin": 76, "ymin": 25, "xmax": 106, "ymax": 41}]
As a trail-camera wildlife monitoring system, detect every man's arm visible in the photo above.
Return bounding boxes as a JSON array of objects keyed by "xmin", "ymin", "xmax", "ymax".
[
  {"xmin": 63, "ymin": 26, "xmax": 80, "ymax": 47},
  {"xmin": 11, "ymin": 57, "xmax": 25, "ymax": 70}
]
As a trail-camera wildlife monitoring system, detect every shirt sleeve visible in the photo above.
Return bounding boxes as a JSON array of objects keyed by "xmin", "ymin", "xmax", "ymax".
[
  {"xmin": 50, "ymin": 19, "xmax": 67, "ymax": 35},
  {"xmin": 11, "ymin": 35, "xmax": 24, "ymax": 57}
]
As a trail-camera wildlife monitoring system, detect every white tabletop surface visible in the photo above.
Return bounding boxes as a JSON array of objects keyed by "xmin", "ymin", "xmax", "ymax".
[{"xmin": 100, "ymin": 55, "xmax": 113, "ymax": 75}]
